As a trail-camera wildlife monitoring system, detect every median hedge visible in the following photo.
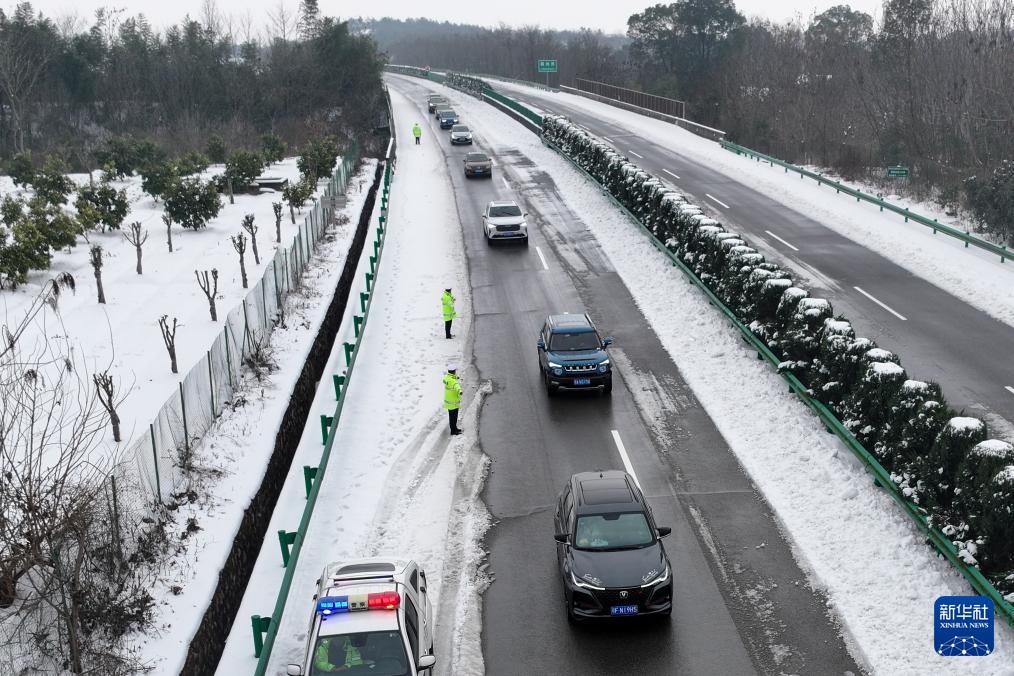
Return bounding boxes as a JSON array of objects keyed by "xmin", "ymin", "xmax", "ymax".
[{"xmin": 542, "ymin": 114, "xmax": 1014, "ymax": 598}]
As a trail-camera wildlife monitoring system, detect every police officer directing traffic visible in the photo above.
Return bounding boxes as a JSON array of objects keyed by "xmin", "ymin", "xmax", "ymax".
[
  {"xmin": 412, "ymin": 123, "xmax": 422, "ymax": 145},
  {"xmin": 442, "ymin": 287, "xmax": 456, "ymax": 339},
  {"xmin": 444, "ymin": 365, "xmax": 462, "ymax": 435}
]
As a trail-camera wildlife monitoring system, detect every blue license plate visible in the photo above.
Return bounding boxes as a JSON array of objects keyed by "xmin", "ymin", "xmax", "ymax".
[
  {"xmin": 610, "ymin": 605, "xmax": 638, "ymax": 616},
  {"xmin": 574, "ymin": 378, "xmax": 592, "ymax": 386}
]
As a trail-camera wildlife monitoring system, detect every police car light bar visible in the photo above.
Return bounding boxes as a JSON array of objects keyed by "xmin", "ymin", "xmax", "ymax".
[{"xmin": 317, "ymin": 592, "xmax": 400, "ymax": 617}]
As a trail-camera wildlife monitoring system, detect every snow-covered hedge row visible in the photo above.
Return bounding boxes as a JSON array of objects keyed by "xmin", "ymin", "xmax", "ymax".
[
  {"xmin": 445, "ymin": 73, "xmax": 489, "ymax": 97},
  {"xmin": 542, "ymin": 114, "xmax": 1014, "ymax": 597},
  {"xmin": 386, "ymin": 65, "xmax": 431, "ymax": 79}
]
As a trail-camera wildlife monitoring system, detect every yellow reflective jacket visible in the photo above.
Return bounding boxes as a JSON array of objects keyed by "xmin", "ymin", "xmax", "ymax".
[
  {"xmin": 441, "ymin": 291, "xmax": 456, "ymax": 321},
  {"xmin": 443, "ymin": 373, "xmax": 462, "ymax": 410}
]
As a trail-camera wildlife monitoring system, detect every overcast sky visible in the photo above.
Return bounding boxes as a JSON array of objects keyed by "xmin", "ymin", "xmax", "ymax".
[{"xmin": 23, "ymin": 0, "xmax": 887, "ymax": 35}]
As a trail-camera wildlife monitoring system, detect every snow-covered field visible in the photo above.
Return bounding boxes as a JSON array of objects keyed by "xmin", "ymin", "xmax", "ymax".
[
  {"xmin": 491, "ymin": 79, "xmax": 1014, "ymax": 330},
  {"xmin": 217, "ymin": 86, "xmax": 489, "ymax": 676},
  {"xmin": 132, "ymin": 160, "xmax": 377, "ymax": 673},
  {"xmin": 430, "ymin": 81, "xmax": 1014, "ymax": 674}
]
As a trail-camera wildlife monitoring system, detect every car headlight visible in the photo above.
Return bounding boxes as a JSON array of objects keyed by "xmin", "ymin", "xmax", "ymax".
[
  {"xmin": 640, "ymin": 563, "xmax": 670, "ymax": 588},
  {"xmin": 598, "ymin": 360, "xmax": 610, "ymax": 373},
  {"xmin": 548, "ymin": 361, "xmax": 562, "ymax": 369},
  {"xmin": 570, "ymin": 570, "xmax": 605, "ymax": 591}
]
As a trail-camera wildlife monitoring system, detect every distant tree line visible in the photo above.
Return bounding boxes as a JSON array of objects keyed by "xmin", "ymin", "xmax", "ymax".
[
  {"xmin": 363, "ymin": 0, "xmax": 1014, "ymax": 243},
  {"xmin": 0, "ymin": 1, "xmax": 387, "ymax": 168}
]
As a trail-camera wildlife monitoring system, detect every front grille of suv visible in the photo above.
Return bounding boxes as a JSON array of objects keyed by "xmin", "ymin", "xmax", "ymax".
[
  {"xmin": 496, "ymin": 224, "xmax": 521, "ymax": 232},
  {"xmin": 564, "ymin": 364, "xmax": 597, "ymax": 372}
]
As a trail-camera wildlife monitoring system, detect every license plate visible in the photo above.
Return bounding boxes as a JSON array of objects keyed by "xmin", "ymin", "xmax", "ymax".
[
  {"xmin": 574, "ymin": 378, "xmax": 592, "ymax": 386},
  {"xmin": 610, "ymin": 605, "xmax": 638, "ymax": 616}
]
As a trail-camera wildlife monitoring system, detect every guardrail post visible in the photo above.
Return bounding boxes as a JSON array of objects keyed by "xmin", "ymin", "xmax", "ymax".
[
  {"xmin": 904, "ymin": 208, "xmax": 909, "ymax": 222},
  {"xmin": 333, "ymin": 374, "xmax": 346, "ymax": 399},
  {"xmin": 369, "ymin": 255, "xmax": 376, "ymax": 275},
  {"xmin": 278, "ymin": 530, "xmax": 297, "ymax": 565},
  {"xmin": 344, "ymin": 342, "xmax": 355, "ymax": 365},
  {"xmin": 303, "ymin": 465, "xmax": 319, "ymax": 497},
  {"xmin": 373, "ymin": 240, "xmax": 380, "ymax": 259},
  {"xmin": 366, "ymin": 272, "xmax": 374, "ymax": 292},
  {"xmin": 353, "ymin": 315, "xmax": 364, "ymax": 337},
  {"xmin": 252, "ymin": 615, "xmax": 271, "ymax": 657},
  {"xmin": 320, "ymin": 414, "xmax": 334, "ymax": 443},
  {"xmin": 360, "ymin": 292, "xmax": 369, "ymax": 313}
]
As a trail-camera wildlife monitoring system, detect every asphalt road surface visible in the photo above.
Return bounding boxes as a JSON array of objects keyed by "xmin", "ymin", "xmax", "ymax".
[
  {"xmin": 388, "ymin": 75, "xmax": 862, "ymax": 676},
  {"xmin": 498, "ymin": 85, "xmax": 1014, "ymax": 435}
]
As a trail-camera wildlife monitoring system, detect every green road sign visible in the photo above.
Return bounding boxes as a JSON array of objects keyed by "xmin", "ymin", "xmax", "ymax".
[
  {"xmin": 886, "ymin": 165, "xmax": 910, "ymax": 178},
  {"xmin": 537, "ymin": 59, "xmax": 558, "ymax": 73}
]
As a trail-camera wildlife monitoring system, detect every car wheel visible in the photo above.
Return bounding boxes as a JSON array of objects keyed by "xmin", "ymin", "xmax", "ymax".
[
  {"xmin": 566, "ymin": 603, "xmax": 582, "ymax": 625},
  {"xmin": 545, "ymin": 373, "xmax": 558, "ymax": 397},
  {"xmin": 522, "ymin": 236, "xmax": 529, "ymax": 247},
  {"xmin": 485, "ymin": 234, "xmax": 492, "ymax": 246},
  {"xmin": 602, "ymin": 379, "xmax": 612, "ymax": 396}
]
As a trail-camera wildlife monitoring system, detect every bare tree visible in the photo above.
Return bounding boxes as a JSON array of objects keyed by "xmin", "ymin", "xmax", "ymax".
[
  {"xmin": 267, "ymin": 0, "xmax": 295, "ymax": 42},
  {"xmin": 122, "ymin": 222, "xmax": 148, "ymax": 274},
  {"xmin": 158, "ymin": 315, "xmax": 179, "ymax": 374},
  {"xmin": 0, "ymin": 24, "xmax": 56, "ymax": 152},
  {"xmin": 273, "ymin": 201, "xmax": 283, "ymax": 243},
  {"xmin": 92, "ymin": 371, "xmax": 121, "ymax": 442},
  {"xmin": 163, "ymin": 213, "xmax": 173, "ymax": 253},
  {"xmin": 231, "ymin": 232, "xmax": 249, "ymax": 289},
  {"xmin": 241, "ymin": 214, "xmax": 260, "ymax": 264},
  {"xmin": 196, "ymin": 268, "xmax": 219, "ymax": 321},
  {"xmin": 90, "ymin": 245, "xmax": 105, "ymax": 304}
]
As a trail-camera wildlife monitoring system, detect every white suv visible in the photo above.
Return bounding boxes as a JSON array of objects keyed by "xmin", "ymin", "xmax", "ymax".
[
  {"xmin": 287, "ymin": 558, "xmax": 436, "ymax": 676},
  {"xmin": 482, "ymin": 200, "xmax": 529, "ymax": 245}
]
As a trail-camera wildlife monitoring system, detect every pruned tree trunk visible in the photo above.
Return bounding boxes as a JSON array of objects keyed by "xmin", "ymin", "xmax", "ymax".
[
  {"xmin": 289, "ymin": 203, "xmax": 296, "ymax": 224},
  {"xmin": 163, "ymin": 213, "xmax": 173, "ymax": 253},
  {"xmin": 89, "ymin": 245, "xmax": 105, "ymax": 304},
  {"xmin": 158, "ymin": 314, "xmax": 179, "ymax": 374},
  {"xmin": 273, "ymin": 202, "xmax": 283, "ymax": 243},
  {"xmin": 122, "ymin": 222, "xmax": 148, "ymax": 274},
  {"xmin": 196, "ymin": 268, "xmax": 219, "ymax": 321},
  {"xmin": 228, "ymin": 176, "xmax": 234, "ymax": 205},
  {"xmin": 231, "ymin": 232, "xmax": 249, "ymax": 288},
  {"xmin": 241, "ymin": 214, "xmax": 260, "ymax": 264},
  {"xmin": 93, "ymin": 370, "xmax": 121, "ymax": 442}
]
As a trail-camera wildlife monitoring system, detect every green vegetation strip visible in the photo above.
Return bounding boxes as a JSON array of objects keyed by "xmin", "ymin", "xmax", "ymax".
[
  {"xmin": 250, "ymin": 156, "xmax": 394, "ymax": 674},
  {"xmin": 720, "ymin": 140, "xmax": 1009, "ymax": 263}
]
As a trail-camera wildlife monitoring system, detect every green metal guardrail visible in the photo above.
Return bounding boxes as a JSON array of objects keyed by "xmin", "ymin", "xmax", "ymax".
[
  {"xmin": 721, "ymin": 140, "xmax": 1009, "ymax": 264},
  {"xmin": 539, "ymin": 131, "xmax": 1014, "ymax": 626},
  {"xmin": 249, "ymin": 155, "xmax": 396, "ymax": 673}
]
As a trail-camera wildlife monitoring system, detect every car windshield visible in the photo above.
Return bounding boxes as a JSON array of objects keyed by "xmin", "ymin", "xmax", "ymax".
[
  {"xmin": 488, "ymin": 205, "xmax": 521, "ymax": 217},
  {"xmin": 310, "ymin": 631, "xmax": 409, "ymax": 676},
  {"xmin": 440, "ymin": 111, "xmax": 455, "ymax": 117},
  {"xmin": 452, "ymin": 125, "xmax": 469, "ymax": 132},
  {"xmin": 574, "ymin": 513, "xmax": 654, "ymax": 550},
  {"xmin": 467, "ymin": 154, "xmax": 489, "ymax": 163},
  {"xmin": 549, "ymin": 331, "xmax": 600, "ymax": 351}
]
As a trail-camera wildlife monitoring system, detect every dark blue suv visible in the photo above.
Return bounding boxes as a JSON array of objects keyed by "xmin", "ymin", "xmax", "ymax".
[{"xmin": 537, "ymin": 314, "xmax": 613, "ymax": 396}]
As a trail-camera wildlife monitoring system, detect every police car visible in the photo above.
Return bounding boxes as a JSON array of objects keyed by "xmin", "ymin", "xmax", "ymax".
[{"xmin": 287, "ymin": 558, "xmax": 436, "ymax": 676}]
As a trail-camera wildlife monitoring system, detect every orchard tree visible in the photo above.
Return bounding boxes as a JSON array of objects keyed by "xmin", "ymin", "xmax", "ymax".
[
  {"xmin": 219, "ymin": 151, "xmax": 265, "ymax": 193},
  {"xmin": 76, "ymin": 177, "xmax": 129, "ymax": 231},
  {"xmin": 297, "ymin": 137, "xmax": 339, "ymax": 180},
  {"xmin": 33, "ymin": 156, "xmax": 75, "ymax": 206},
  {"xmin": 177, "ymin": 151, "xmax": 209, "ymax": 176},
  {"xmin": 122, "ymin": 222, "xmax": 148, "ymax": 274},
  {"xmin": 164, "ymin": 178, "xmax": 222, "ymax": 230},
  {"xmin": 140, "ymin": 162, "xmax": 180, "ymax": 202},
  {"xmin": 7, "ymin": 152, "xmax": 35, "ymax": 187},
  {"xmin": 205, "ymin": 135, "xmax": 227, "ymax": 164},
  {"xmin": 261, "ymin": 133, "xmax": 287, "ymax": 164}
]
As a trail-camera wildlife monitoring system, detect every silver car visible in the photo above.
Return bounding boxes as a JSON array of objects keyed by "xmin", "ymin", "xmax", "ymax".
[
  {"xmin": 450, "ymin": 125, "xmax": 473, "ymax": 145},
  {"xmin": 482, "ymin": 200, "xmax": 528, "ymax": 245}
]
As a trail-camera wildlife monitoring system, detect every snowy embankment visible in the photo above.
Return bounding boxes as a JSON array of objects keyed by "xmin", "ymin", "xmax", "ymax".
[
  {"xmin": 217, "ymin": 85, "xmax": 489, "ymax": 676},
  {"xmin": 126, "ymin": 160, "xmax": 377, "ymax": 673},
  {"xmin": 492, "ymin": 79, "xmax": 1014, "ymax": 330},
  {"xmin": 439, "ymin": 85, "xmax": 1014, "ymax": 673}
]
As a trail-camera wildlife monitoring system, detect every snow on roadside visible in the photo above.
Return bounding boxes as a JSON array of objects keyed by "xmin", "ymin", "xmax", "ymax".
[
  {"xmin": 491, "ymin": 79, "xmax": 1014, "ymax": 330},
  {"xmin": 217, "ymin": 85, "xmax": 488, "ymax": 676},
  {"xmin": 442, "ymin": 86, "xmax": 1014, "ymax": 674},
  {"xmin": 130, "ymin": 160, "xmax": 377, "ymax": 674}
]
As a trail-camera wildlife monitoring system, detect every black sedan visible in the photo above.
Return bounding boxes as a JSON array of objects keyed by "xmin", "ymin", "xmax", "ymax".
[{"xmin": 554, "ymin": 471, "xmax": 673, "ymax": 622}]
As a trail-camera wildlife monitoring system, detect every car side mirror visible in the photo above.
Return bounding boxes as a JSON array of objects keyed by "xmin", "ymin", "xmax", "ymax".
[
  {"xmin": 524, "ymin": 212, "xmax": 529, "ymax": 217},
  {"xmin": 554, "ymin": 532, "xmax": 570, "ymax": 544},
  {"xmin": 537, "ymin": 339, "xmax": 546, "ymax": 350},
  {"xmin": 418, "ymin": 655, "xmax": 437, "ymax": 669},
  {"xmin": 602, "ymin": 337, "xmax": 613, "ymax": 347},
  {"xmin": 657, "ymin": 526, "xmax": 672, "ymax": 538},
  {"xmin": 286, "ymin": 665, "xmax": 303, "ymax": 676}
]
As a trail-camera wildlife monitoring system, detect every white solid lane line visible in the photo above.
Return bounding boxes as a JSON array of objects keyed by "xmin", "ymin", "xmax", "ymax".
[
  {"xmin": 602, "ymin": 136, "xmax": 614, "ymax": 143},
  {"xmin": 662, "ymin": 168, "xmax": 681, "ymax": 180},
  {"xmin": 706, "ymin": 193, "xmax": 730, "ymax": 209},
  {"xmin": 535, "ymin": 246, "xmax": 550, "ymax": 270},
  {"xmin": 628, "ymin": 150, "xmax": 644, "ymax": 159},
  {"xmin": 611, "ymin": 430, "xmax": 642, "ymax": 490},
  {"xmin": 501, "ymin": 177, "xmax": 511, "ymax": 192},
  {"xmin": 853, "ymin": 286, "xmax": 908, "ymax": 321},
  {"xmin": 764, "ymin": 230, "xmax": 800, "ymax": 252},
  {"xmin": 1005, "ymin": 386, "xmax": 1014, "ymax": 396}
]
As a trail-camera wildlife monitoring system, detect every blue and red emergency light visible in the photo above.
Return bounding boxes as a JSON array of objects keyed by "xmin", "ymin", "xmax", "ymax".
[{"xmin": 317, "ymin": 591, "xmax": 401, "ymax": 616}]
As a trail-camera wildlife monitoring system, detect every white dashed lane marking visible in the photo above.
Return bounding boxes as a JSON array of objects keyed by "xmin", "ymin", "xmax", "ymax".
[
  {"xmin": 854, "ymin": 286, "xmax": 908, "ymax": 321},
  {"xmin": 764, "ymin": 230, "xmax": 799, "ymax": 252}
]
